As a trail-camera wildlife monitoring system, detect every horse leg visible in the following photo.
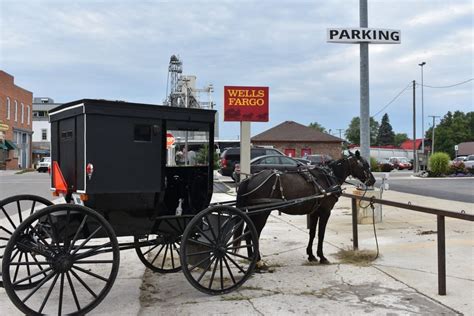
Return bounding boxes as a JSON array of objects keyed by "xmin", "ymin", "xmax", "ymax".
[
  {"xmin": 316, "ymin": 208, "xmax": 331, "ymax": 264},
  {"xmin": 248, "ymin": 211, "xmax": 271, "ymax": 270},
  {"xmin": 306, "ymin": 211, "xmax": 319, "ymax": 262}
]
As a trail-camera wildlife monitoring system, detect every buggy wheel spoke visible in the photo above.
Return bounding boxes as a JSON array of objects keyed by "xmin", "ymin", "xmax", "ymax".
[
  {"xmin": 143, "ymin": 243, "xmax": 160, "ymax": 257},
  {"xmin": 72, "ymin": 265, "xmax": 108, "ymax": 282},
  {"xmin": 225, "ymin": 251, "xmax": 252, "ymax": 261},
  {"xmin": 223, "ymin": 256, "xmax": 236, "ymax": 284},
  {"xmin": 13, "ymin": 252, "xmax": 23, "ymax": 283},
  {"xmin": 204, "ymin": 215, "xmax": 218, "ymax": 241},
  {"xmin": 10, "ymin": 261, "xmax": 50, "ymax": 266},
  {"xmin": 70, "ymin": 269, "xmax": 97, "ymax": 298},
  {"xmin": 222, "ymin": 218, "xmax": 243, "ymax": 242},
  {"xmin": 208, "ymin": 256, "xmax": 219, "ymax": 289},
  {"xmin": 224, "ymin": 254, "xmax": 246, "ymax": 274},
  {"xmin": 74, "ymin": 242, "xmax": 112, "ymax": 260},
  {"xmin": 47, "ymin": 214, "xmax": 61, "ymax": 248},
  {"xmin": 0, "ymin": 225, "xmax": 13, "ymax": 235},
  {"xmin": 195, "ymin": 225, "xmax": 216, "ymax": 245},
  {"xmin": 226, "ymin": 230, "xmax": 251, "ymax": 247},
  {"xmin": 216, "ymin": 211, "xmax": 221, "ymax": 240},
  {"xmin": 14, "ymin": 266, "xmax": 53, "ymax": 286},
  {"xmin": 150, "ymin": 244, "xmax": 166, "ymax": 265},
  {"xmin": 188, "ymin": 238, "xmax": 213, "ymax": 248},
  {"xmin": 17, "ymin": 200, "xmax": 23, "ymax": 223},
  {"xmin": 22, "ymin": 270, "xmax": 56, "ymax": 303},
  {"xmin": 63, "ymin": 210, "xmax": 71, "ymax": 249},
  {"xmin": 25, "ymin": 254, "xmax": 32, "ymax": 284},
  {"xmin": 197, "ymin": 256, "xmax": 216, "ymax": 283},
  {"xmin": 186, "ymin": 249, "xmax": 212, "ymax": 257},
  {"xmin": 188, "ymin": 254, "xmax": 213, "ymax": 272},
  {"xmin": 1, "ymin": 206, "xmax": 17, "ymax": 229},
  {"xmin": 68, "ymin": 215, "xmax": 88, "ymax": 253},
  {"xmin": 58, "ymin": 273, "xmax": 65, "ymax": 316},
  {"xmin": 38, "ymin": 272, "xmax": 59, "ymax": 313},
  {"xmin": 71, "ymin": 225, "xmax": 103, "ymax": 256},
  {"xmin": 161, "ymin": 244, "xmax": 169, "ymax": 269},
  {"xmin": 31, "ymin": 254, "xmax": 49, "ymax": 276},
  {"xmin": 30, "ymin": 200, "xmax": 37, "ymax": 216},
  {"xmin": 170, "ymin": 244, "xmax": 175, "ymax": 269},
  {"xmin": 219, "ymin": 258, "xmax": 224, "ymax": 290},
  {"xmin": 67, "ymin": 271, "xmax": 81, "ymax": 311},
  {"xmin": 227, "ymin": 244, "xmax": 255, "ymax": 251}
]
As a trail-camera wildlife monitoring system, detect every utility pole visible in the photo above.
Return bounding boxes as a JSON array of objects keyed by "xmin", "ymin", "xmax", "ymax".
[
  {"xmin": 337, "ymin": 128, "xmax": 344, "ymax": 139},
  {"xmin": 412, "ymin": 80, "xmax": 417, "ymax": 173},
  {"xmin": 428, "ymin": 115, "xmax": 440, "ymax": 155},
  {"xmin": 419, "ymin": 62, "xmax": 426, "ymax": 154},
  {"xmin": 359, "ymin": 0, "xmax": 370, "ymax": 161}
]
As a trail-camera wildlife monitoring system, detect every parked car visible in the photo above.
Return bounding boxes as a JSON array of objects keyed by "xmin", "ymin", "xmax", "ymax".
[
  {"xmin": 218, "ymin": 147, "xmax": 284, "ymax": 178},
  {"xmin": 463, "ymin": 155, "xmax": 474, "ymax": 168},
  {"xmin": 376, "ymin": 158, "xmax": 395, "ymax": 172},
  {"xmin": 305, "ymin": 154, "xmax": 333, "ymax": 166},
  {"xmin": 36, "ymin": 157, "xmax": 51, "ymax": 172},
  {"xmin": 388, "ymin": 157, "xmax": 412, "ymax": 170},
  {"xmin": 233, "ymin": 155, "xmax": 310, "ymax": 183}
]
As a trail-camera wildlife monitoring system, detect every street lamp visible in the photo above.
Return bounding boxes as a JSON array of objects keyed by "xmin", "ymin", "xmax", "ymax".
[{"xmin": 418, "ymin": 62, "xmax": 426, "ymax": 167}]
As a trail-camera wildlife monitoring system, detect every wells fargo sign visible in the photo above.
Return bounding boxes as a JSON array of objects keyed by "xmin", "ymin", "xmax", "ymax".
[{"xmin": 224, "ymin": 86, "xmax": 269, "ymax": 122}]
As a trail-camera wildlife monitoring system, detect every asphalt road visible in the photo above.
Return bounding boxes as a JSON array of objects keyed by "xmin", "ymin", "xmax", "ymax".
[{"xmin": 0, "ymin": 170, "xmax": 52, "ymax": 201}]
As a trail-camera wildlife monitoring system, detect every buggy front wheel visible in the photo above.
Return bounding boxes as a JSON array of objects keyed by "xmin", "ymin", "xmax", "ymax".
[
  {"xmin": 2, "ymin": 204, "xmax": 120, "ymax": 315},
  {"xmin": 134, "ymin": 233, "xmax": 182, "ymax": 273},
  {"xmin": 180, "ymin": 206, "xmax": 258, "ymax": 295}
]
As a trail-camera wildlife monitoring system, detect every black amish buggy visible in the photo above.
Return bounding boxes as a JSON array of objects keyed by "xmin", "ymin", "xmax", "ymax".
[
  {"xmin": 0, "ymin": 99, "xmax": 262, "ymax": 315},
  {"xmin": 0, "ymin": 99, "xmax": 369, "ymax": 315}
]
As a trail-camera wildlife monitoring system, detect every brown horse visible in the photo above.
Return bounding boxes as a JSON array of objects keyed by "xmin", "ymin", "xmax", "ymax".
[{"xmin": 236, "ymin": 151, "xmax": 375, "ymax": 264}]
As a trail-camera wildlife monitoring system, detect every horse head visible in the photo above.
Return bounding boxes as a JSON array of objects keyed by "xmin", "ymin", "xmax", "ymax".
[{"xmin": 346, "ymin": 150, "xmax": 376, "ymax": 187}]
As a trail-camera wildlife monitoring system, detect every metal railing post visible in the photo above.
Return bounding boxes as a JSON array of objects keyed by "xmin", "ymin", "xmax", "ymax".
[
  {"xmin": 437, "ymin": 215, "xmax": 446, "ymax": 295},
  {"xmin": 351, "ymin": 198, "xmax": 359, "ymax": 250}
]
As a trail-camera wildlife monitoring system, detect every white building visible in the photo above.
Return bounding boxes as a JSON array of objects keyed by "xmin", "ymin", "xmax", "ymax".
[{"xmin": 32, "ymin": 97, "xmax": 61, "ymax": 166}]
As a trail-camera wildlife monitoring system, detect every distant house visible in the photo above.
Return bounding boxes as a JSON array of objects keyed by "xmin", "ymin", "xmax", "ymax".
[
  {"xmin": 32, "ymin": 97, "xmax": 62, "ymax": 166},
  {"xmin": 251, "ymin": 121, "xmax": 343, "ymax": 158},
  {"xmin": 457, "ymin": 141, "xmax": 474, "ymax": 156}
]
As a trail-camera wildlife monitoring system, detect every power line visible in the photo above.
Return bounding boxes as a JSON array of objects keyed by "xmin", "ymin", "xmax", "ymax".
[
  {"xmin": 371, "ymin": 82, "xmax": 412, "ymax": 118},
  {"xmin": 417, "ymin": 78, "xmax": 473, "ymax": 89}
]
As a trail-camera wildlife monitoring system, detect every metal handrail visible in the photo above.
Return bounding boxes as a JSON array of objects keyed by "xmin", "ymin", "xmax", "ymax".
[{"xmin": 342, "ymin": 192, "xmax": 473, "ymax": 296}]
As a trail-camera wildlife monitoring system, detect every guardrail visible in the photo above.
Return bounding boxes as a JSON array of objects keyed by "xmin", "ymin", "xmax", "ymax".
[{"xmin": 342, "ymin": 192, "xmax": 474, "ymax": 296}]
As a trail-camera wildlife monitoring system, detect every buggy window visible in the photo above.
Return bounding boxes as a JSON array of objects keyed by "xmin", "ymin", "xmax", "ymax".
[
  {"xmin": 134, "ymin": 125, "xmax": 152, "ymax": 142},
  {"xmin": 167, "ymin": 128, "xmax": 213, "ymax": 167}
]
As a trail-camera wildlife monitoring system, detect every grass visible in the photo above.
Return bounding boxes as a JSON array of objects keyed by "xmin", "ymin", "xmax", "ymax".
[
  {"xmin": 334, "ymin": 248, "xmax": 378, "ymax": 266},
  {"xmin": 15, "ymin": 168, "xmax": 36, "ymax": 174}
]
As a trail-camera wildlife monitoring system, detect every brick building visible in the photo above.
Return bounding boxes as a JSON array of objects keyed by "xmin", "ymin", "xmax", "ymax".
[
  {"xmin": 251, "ymin": 121, "xmax": 343, "ymax": 158},
  {"xmin": 0, "ymin": 71, "xmax": 33, "ymax": 169}
]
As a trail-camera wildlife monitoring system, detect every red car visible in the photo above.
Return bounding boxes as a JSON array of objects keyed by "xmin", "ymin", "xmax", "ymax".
[{"xmin": 389, "ymin": 157, "xmax": 412, "ymax": 170}]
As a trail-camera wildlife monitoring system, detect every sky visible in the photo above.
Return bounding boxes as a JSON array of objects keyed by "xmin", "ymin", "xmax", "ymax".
[{"xmin": 1, "ymin": 0, "xmax": 472, "ymax": 140}]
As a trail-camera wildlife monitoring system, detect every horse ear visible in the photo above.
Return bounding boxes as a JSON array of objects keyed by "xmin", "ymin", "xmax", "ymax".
[{"xmin": 355, "ymin": 150, "xmax": 361, "ymax": 158}]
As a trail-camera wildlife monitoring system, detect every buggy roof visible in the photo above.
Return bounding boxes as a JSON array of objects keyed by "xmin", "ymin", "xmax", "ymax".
[{"xmin": 49, "ymin": 99, "xmax": 216, "ymax": 124}]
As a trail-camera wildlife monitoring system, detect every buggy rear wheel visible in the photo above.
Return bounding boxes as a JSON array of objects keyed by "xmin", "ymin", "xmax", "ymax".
[
  {"xmin": 0, "ymin": 195, "xmax": 53, "ymax": 289},
  {"xmin": 180, "ymin": 206, "xmax": 258, "ymax": 295},
  {"xmin": 2, "ymin": 204, "xmax": 120, "ymax": 315},
  {"xmin": 134, "ymin": 233, "xmax": 182, "ymax": 273}
]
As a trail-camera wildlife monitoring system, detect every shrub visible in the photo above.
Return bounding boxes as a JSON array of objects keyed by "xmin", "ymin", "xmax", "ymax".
[
  {"xmin": 370, "ymin": 157, "xmax": 380, "ymax": 172},
  {"xmin": 429, "ymin": 152, "xmax": 450, "ymax": 176}
]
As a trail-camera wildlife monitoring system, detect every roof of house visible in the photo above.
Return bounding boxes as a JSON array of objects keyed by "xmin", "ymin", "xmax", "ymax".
[
  {"xmin": 458, "ymin": 141, "xmax": 474, "ymax": 156},
  {"xmin": 251, "ymin": 121, "xmax": 343, "ymax": 143},
  {"xmin": 400, "ymin": 139, "xmax": 423, "ymax": 150}
]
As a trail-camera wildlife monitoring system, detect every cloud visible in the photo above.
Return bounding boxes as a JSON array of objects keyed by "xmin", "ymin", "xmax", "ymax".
[{"xmin": 407, "ymin": 3, "xmax": 473, "ymax": 26}]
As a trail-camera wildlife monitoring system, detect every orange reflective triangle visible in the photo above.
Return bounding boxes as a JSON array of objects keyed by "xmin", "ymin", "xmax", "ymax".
[{"xmin": 52, "ymin": 161, "xmax": 68, "ymax": 194}]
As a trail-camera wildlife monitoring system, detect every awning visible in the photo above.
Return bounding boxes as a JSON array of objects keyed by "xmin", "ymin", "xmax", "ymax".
[
  {"xmin": 4, "ymin": 140, "xmax": 17, "ymax": 150},
  {"xmin": 0, "ymin": 143, "xmax": 7, "ymax": 150}
]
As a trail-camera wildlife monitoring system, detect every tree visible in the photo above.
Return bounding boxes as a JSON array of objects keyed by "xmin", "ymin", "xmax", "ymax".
[
  {"xmin": 376, "ymin": 113, "xmax": 395, "ymax": 145},
  {"xmin": 308, "ymin": 122, "xmax": 326, "ymax": 133},
  {"xmin": 345, "ymin": 116, "xmax": 379, "ymax": 145},
  {"xmin": 424, "ymin": 111, "xmax": 474, "ymax": 158},
  {"xmin": 394, "ymin": 133, "xmax": 408, "ymax": 147}
]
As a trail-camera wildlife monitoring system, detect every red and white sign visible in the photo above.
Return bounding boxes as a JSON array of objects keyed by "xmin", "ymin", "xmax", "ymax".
[
  {"xmin": 224, "ymin": 86, "xmax": 269, "ymax": 122},
  {"xmin": 166, "ymin": 133, "xmax": 175, "ymax": 149}
]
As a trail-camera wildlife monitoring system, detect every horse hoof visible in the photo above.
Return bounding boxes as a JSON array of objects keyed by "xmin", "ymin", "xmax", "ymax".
[
  {"xmin": 255, "ymin": 261, "xmax": 274, "ymax": 273},
  {"xmin": 308, "ymin": 256, "xmax": 318, "ymax": 262},
  {"xmin": 319, "ymin": 258, "xmax": 330, "ymax": 265}
]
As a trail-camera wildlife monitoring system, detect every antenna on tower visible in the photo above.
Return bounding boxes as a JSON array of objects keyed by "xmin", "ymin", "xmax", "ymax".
[{"xmin": 165, "ymin": 55, "xmax": 183, "ymax": 106}]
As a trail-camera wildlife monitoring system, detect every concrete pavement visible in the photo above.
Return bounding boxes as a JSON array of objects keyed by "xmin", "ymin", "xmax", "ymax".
[{"xmin": 0, "ymin": 176, "xmax": 472, "ymax": 315}]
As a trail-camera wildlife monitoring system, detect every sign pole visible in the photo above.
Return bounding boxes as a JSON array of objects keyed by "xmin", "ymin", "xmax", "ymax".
[
  {"xmin": 240, "ymin": 122, "xmax": 251, "ymax": 181},
  {"xmin": 359, "ymin": 0, "xmax": 370, "ymax": 161}
]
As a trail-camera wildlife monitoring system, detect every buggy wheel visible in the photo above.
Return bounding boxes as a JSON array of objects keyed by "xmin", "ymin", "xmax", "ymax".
[
  {"xmin": 2, "ymin": 204, "xmax": 120, "ymax": 315},
  {"xmin": 0, "ymin": 195, "xmax": 53, "ymax": 289},
  {"xmin": 134, "ymin": 233, "xmax": 181, "ymax": 273},
  {"xmin": 180, "ymin": 206, "xmax": 258, "ymax": 295}
]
